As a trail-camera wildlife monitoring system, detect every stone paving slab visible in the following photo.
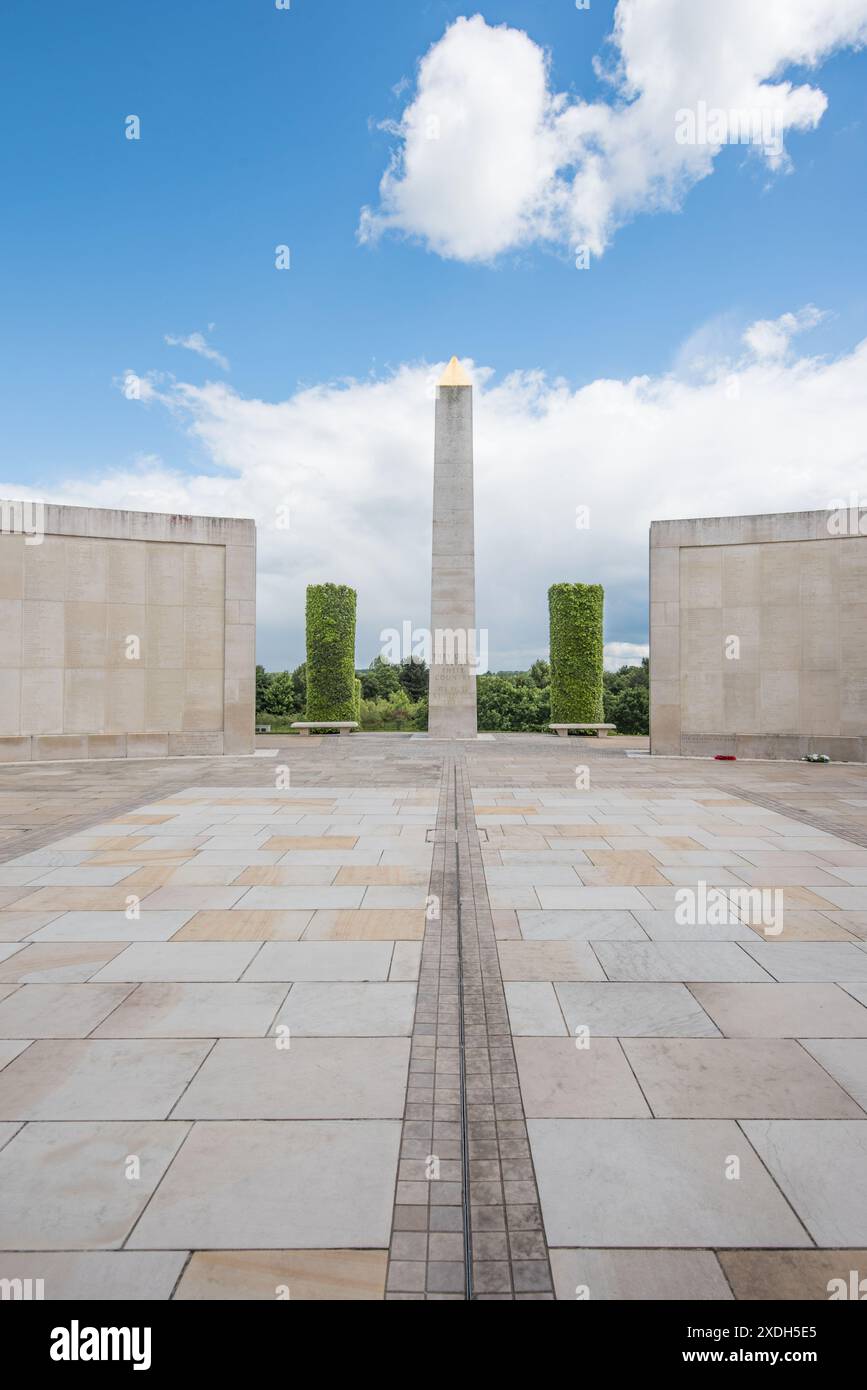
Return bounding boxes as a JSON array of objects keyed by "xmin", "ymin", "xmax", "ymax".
[{"xmin": 2, "ymin": 735, "xmax": 867, "ymax": 1297}]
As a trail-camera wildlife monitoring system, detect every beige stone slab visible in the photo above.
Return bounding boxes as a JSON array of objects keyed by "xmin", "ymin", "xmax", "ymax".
[
  {"xmin": 17, "ymin": 888, "xmax": 144, "ymax": 911},
  {"xmin": 623, "ymin": 1038, "xmax": 863, "ymax": 1118},
  {"xmin": 303, "ymin": 910, "xmax": 425, "ymax": 941},
  {"xmin": 175, "ymin": 1249, "xmax": 387, "ymax": 1300},
  {"xmin": 0, "ymin": 1120, "xmax": 190, "ymax": 1248},
  {"xmin": 232, "ymin": 867, "xmax": 338, "ymax": 886},
  {"xmin": 116, "ymin": 815, "xmax": 173, "ymax": 825},
  {"xmin": 579, "ymin": 866, "xmax": 670, "ymax": 887},
  {"xmin": 516, "ymin": 1037, "xmax": 650, "ymax": 1118},
  {"xmin": 87, "ymin": 851, "xmax": 193, "ymax": 866},
  {"xmin": 0, "ymin": 911, "xmax": 64, "ymax": 941},
  {"xmin": 719, "ymin": 1248, "xmax": 867, "ymax": 1300},
  {"xmin": 0, "ymin": 943, "xmax": 126, "ymax": 983},
  {"xmin": 334, "ymin": 866, "xmax": 430, "ymax": 886},
  {"xmin": 165, "ymin": 865, "xmax": 246, "ymax": 886},
  {"xmin": 0, "ymin": 983, "xmax": 133, "ymax": 1038},
  {"xmin": 498, "ymin": 940, "xmax": 607, "ymax": 982},
  {"xmin": 744, "ymin": 911, "xmax": 858, "ymax": 942},
  {"xmin": 0, "ymin": 1038, "xmax": 212, "ymax": 1119},
  {"xmin": 119, "ymin": 866, "xmax": 184, "ymax": 890},
  {"xmin": 174, "ymin": 911, "xmax": 311, "ymax": 941},
  {"xmin": 691, "ymin": 983, "xmax": 867, "ymax": 1038},
  {"xmin": 0, "ymin": 888, "xmax": 32, "ymax": 909}
]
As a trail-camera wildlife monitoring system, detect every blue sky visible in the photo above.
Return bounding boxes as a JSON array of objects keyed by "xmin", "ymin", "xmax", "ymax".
[{"xmin": 2, "ymin": 1, "xmax": 867, "ymax": 669}]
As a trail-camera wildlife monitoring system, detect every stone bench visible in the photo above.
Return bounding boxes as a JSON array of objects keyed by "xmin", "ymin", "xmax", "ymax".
[
  {"xmin": 291, "ymin": 721, "xmax": 358, "ymax": 736},
  {"xmin": 549, "ymin": 723, "xmax": 617, "ymax": 738}
]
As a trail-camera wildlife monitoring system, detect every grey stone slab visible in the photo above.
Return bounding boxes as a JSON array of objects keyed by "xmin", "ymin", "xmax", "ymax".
[
  {"xmin": 742, "ymin": 1120, "xmax": 867, "ymax": 1245},
  {"xmin": 242, "ymin": 942, "xmax": 393, "ymax": 981},
  {"xmin": 593, "ymin": 942, "xmax": 773, "ymax": 983},
  {"xmin": 0, "ymin": 1038, "xmax": 211, "ymax": 1120},
  {"xmin": 91, "ymin": 942, "xmax": 261, "ymax": 982},
  {"xmin": 800, "ymin": 1041, "xmax": 867, "ymax": 1111},
  {"xmin": 93, "ymin": 982, "xmax": 288, "ymax": 1038},
  {"xmin": 536, "ymin": 888, "xmax": 649, "ymax": 910},
  {"xmin": 486, "ymin": 866, "xmax": 583, "ymax": 886},
  {"xmin": 0, "ymin": 1251, "xmax": 188, "ymax": 1300},
  {"xmin": 128, "ymin": 1119, "xmax": 401, "ymax": 1249},
  {"xmin": 623, "ymin": 1038, "xmax": 863, "ymax": 1118},
  {"xmin": 505, "ymin": 983, "xmax": 568, "ymax": 1035},
  {"xmin": 741, "ymin": 942, "xmax": 867, "ymax": 983},
  {"xmin": 634, "ymin": 909, "xmax": 755, "ymax": 941},
  {"xmin": 0, "ymin": 1120, "xmax": 190, "ymax": 1249},
  {"xmin": 515, "ymin": 1038, "xmax": 650, "ymax": 1117},
  {"xmin": 518, "ymin": 911, "xmax": 646, "ymax": 941},
  {"xmin": 555, "ymin": 982, "xmax": 720, "ymax": 1038},
  {"xmin": 528, "ymin": 1118, "xmax": 809, "ymax": 1246},
  {"xmin": 690, "ymin": 983, "xmax": 867, "ymax": 1038},
  {"xmin": 173, "ymin": 1037, "xmax": 410, "ymax": 1118},
  {"xmin": 0, "ymin": 1040, "xmax": 31, "ymax": 1069},
  {"xmin": 28, "ymin": 912, "xmax": 194, "ymax": 943},
  {"xmin": 275, "ymin": 982, "xmax": 416, "ymax": 1036},
  {"xmin": 0, "ymin": 983, "xmax": 133, "ymax": 1038},
  {"xmin": 550, "ymin": 1248, "xmax": 732, "ymax": 1301}
]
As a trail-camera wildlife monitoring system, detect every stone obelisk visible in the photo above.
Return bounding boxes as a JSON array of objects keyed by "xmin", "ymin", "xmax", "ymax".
[{"xmin": 428, "ymin": 356, "xmax": 478, "ymax": 738}]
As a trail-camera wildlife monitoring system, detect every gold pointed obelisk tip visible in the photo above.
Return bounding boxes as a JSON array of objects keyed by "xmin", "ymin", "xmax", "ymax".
[{"xmin": 438, "ymin": 355, "xmax": 472, "ymax": 387}]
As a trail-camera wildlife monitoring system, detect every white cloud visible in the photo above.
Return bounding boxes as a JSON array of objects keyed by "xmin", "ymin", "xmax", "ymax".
[
  {"xmin": 164, "ymin": 331, "xmax": 229, "ymax": 371},
  {"xmin": 605, "ymin": 642, "xmax": 648, "ymax": 671},
  {"xmin": 742, "ymin": 305, "xmax": 828, "ymax": 360},
  {"xmin": 4, "ymin": 309, "xmax": 866, "ymax": 670},
  {"xmin": 359, "ymin": 3, "xmax": 867, "ymax": 261}
]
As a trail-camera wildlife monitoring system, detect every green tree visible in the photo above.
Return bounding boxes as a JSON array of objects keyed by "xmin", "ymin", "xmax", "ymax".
[
  {"xmin": 255, "ymin": 665, "xmax": 271, "ymax": 714},
  {"xmin": 398, "ymin": 656, "xmax": 429, "ymax": 701},
  {"xmin": 529, "ymin": 659, "xmax": 550, "ymax": 689},
  {"xmin": 290, "ymin": 663, "xmax": 307, "ymax": 712},
  {"xmin": 360, "ymin": 655, "xmax": 401, "ymax": 700},
  {"xmin": 262, "ymin": 671, "xmax": 297, "ymax": 718},
  {"xmin": 604, "ymin": 683, "xmax": 649, "ymax": 734},
  {"xmin": 477, "ymin": 675, "xmax": 550, "ymax": 732}
]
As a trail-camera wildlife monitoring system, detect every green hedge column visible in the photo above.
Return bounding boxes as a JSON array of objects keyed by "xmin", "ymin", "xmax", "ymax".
[
  {"xmin": 548, "ymin": 582, "xmax": 604, "ymax": 724},
  {"xmin": 305, "ymin": 584, "xmax": 358, "ymax": 721},
  {"xmin": 354, "ymin": 678, "xmax": 362, "ymax": 725}
]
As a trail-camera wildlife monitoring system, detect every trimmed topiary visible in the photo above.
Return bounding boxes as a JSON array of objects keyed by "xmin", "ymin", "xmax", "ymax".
[
  {"xmin": 354, "ymin": 677, "xmax": 362, "ymax": 725},
  {"xmin": 548, "ymin": 582, "xmax": 604, "ymax": 724},
  {"xmin": 305, "ymin": 583, "xmax": 358, "ymax": 721}
]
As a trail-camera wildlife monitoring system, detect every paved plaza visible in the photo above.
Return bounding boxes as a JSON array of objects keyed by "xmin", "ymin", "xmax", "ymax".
[{"xmin": 1, "ymin": 733, "xmax": 866, "ymax": 1299}]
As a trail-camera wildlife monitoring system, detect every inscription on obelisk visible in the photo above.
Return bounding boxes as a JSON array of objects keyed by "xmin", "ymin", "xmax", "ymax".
[{"xmin": 428, "ymin": 356, "xmax": 478, "ymax": 738}]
